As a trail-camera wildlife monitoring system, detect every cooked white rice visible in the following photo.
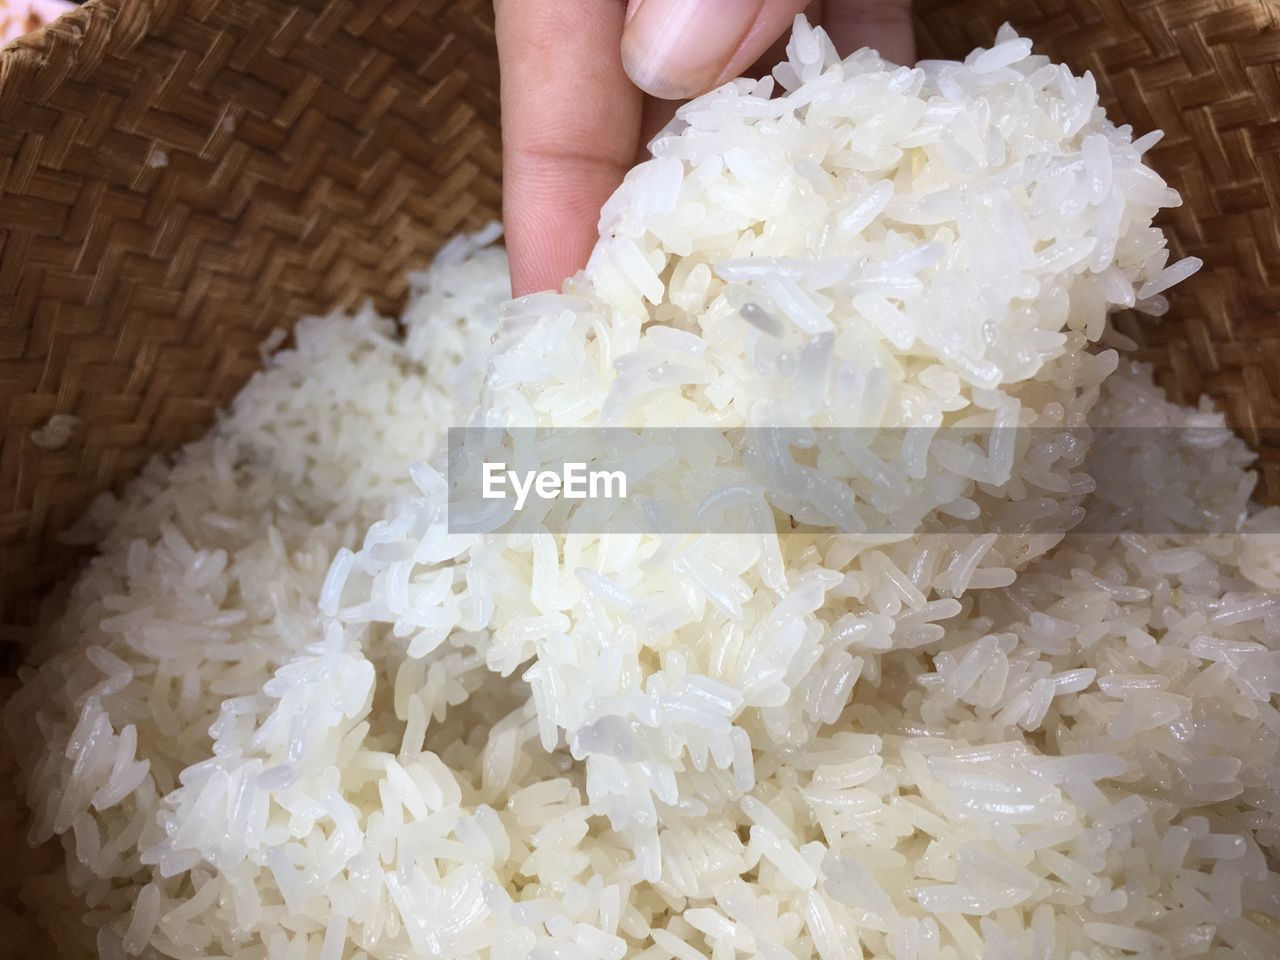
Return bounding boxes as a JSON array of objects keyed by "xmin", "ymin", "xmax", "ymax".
[{"xmin": 6, "ymin": 17, "xmax": 1279, "ymax": 960}]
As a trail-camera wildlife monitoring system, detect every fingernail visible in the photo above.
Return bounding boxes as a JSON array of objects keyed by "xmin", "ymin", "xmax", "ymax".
[
  {"xmin": 622, "ymin": 0, "xmax": 765, "ymax": 100},
  {"xmin": 625, "ymin": 0, "xmax": 644, "ymax": 26}
]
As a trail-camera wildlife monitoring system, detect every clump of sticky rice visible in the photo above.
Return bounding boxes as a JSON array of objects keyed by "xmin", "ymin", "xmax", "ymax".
[
  {"xmin": 329, "ymin": 17, "xmax": 1198, "ymax": 866},
  {"xmin": 1, "ymin": 235, "xmax": 507, "ymax": 959}
]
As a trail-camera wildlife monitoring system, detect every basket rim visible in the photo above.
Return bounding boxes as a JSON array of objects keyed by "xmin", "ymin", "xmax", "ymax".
[{"xmin": 0, "ymin": 0, "xmax": 165, "ymax": 123}]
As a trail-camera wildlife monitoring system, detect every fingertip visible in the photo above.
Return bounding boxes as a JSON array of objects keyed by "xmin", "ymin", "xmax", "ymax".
[
  {"xmin": 504, "ymin": 188, "xmax": 604, "ymax": 297},
  {"xmin": 622, "ymin": 35, "xmax": 704, "ymax": 101},
  {"xmin": 507, "ymin": 246, "xmax": 587, "ymax": 299},
  {"xmin": 621, "ymin": 0, "xmax": 769, "ymax": 100}
]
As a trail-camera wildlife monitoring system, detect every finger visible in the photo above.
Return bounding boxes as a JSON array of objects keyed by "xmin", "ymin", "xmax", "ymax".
[
  {"xmin": 822, "ymin": 0, "xmax": 914, "ymax": 65},
  {"xmin": 622, "ymin": 0, "xmax": 810, "ymax": 100},
  {"xmin": 496, "ymin": 0, "xmax": 643, "ymax": 296}
]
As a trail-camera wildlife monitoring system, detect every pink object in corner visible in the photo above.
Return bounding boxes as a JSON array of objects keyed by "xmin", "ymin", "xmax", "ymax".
[{"xmin": 1, "ymin": 0, "xmax": 75, "ymax": 43}]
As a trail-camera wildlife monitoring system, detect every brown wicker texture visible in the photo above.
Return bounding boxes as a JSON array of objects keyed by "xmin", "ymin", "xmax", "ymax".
[
  {"xmin": 2, "ymin": 0, "xmax": 1280, "ymax": 654},
  {"xmin": 0, "ymin": 0, "xmax": 502, "ymax": 651}
]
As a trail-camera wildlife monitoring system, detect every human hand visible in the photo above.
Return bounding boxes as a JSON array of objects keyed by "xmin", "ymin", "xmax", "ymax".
[{"xmin": 495, "ymin": 0, "xmax": 914, "ymax": 297}]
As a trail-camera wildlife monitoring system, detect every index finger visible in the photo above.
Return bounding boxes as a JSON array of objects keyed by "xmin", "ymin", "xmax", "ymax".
[{"xmin": 495, "ymin": 0, "xmax": 643, "ymax": 297}]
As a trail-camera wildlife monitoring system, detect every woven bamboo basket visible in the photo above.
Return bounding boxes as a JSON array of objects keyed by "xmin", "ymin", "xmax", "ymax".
[{"xmin": 1, "ymin": 0, "xmax": 1279, "ymax": 665}]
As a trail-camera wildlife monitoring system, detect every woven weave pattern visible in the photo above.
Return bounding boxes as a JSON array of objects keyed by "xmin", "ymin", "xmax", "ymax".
[
  {"xmin": 0, "ymin": 0, "xmax": 502, "ymax": 645},
  {"xmin": 3, "ymin": 0, "xmax": 1280, "ymax": 648}
]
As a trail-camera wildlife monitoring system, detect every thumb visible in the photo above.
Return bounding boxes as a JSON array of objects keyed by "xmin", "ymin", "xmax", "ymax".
[{"xmin": 622, "ymin": 0, "xmax": 809, "ymax": 100}]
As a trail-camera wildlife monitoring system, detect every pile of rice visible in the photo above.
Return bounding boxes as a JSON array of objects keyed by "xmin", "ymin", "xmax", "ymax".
[{"xmin": 5, "ymin": 18, "xmax": 1280, "ymax": 960}]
